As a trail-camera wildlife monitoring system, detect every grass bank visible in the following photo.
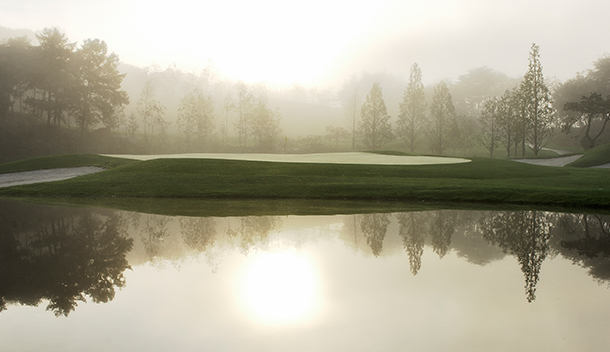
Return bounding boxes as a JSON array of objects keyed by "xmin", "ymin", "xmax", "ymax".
[
  {"xmin": 566, "ymin": 143, "xmax": 610, "ymax": 167},
  {"xmin": 1, "ymin": 154, "xmax": 609, "ymax": 211}
]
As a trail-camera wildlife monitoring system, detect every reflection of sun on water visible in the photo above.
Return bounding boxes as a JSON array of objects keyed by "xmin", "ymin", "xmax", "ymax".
[{"xmin": 241, "ymin": 252, "xmax": 318, "ymax": 324}]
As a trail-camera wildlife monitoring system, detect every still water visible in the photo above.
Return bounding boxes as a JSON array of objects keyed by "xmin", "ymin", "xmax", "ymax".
[{"xmin": 1, "ymin": 199, "xmax": 609, "ymax": 351}]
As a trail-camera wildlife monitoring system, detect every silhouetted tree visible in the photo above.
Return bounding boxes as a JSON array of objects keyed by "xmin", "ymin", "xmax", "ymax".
[
  {"xmin": 359, "ymin": 82, "xmax": 393, "ymax": 150},
  {"xmin": 70, "ymin": 39, "xmax": 129, "ymax": 135},
  {"xmin": 30, "ymin": 28, "xmax": 75, "ymax": 126},
  {"xmin": 563, "ymin": 93, "xmax": 610, "ymax": 150},
  {"xmin": 0, "ymin": 36, "xmax": 32, "ymax": 119}
]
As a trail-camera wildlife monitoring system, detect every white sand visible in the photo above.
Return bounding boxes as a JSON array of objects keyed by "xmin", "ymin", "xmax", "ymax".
[
  {"xmin": 100, "ymin": 152, "xmax": 472, "ymax": 166},
  {"xmin": 0, "ymin": 166, "xmax": 105, "ymax": 188}
]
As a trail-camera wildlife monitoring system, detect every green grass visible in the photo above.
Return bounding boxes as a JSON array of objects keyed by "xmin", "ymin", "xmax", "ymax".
[
  {"xmin": 1, "ymin": 154, "xmax": 610, "ymax": 212},
  {"xmin": 566, "ymin": 143, "xmax": 610, "ymax": 167}
]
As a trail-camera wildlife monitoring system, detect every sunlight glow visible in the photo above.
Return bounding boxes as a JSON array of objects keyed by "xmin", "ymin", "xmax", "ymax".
[{"xmin": 241, "ymin": 252, "xmax": 318, "ymax": 324}]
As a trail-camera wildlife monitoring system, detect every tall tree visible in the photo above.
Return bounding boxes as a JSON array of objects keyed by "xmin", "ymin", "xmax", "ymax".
[
  {"xmin": 251, "ymin": 96, "xmax": 282, "ymax": 152},
  {"xmin": 496, "ymin": 89, "xmax": 518, "ymax": 157},
  {"xmin": 177, "ymin": 88, "xmax": 215, "ymax": 151},
  {"xmin": 428, "ymin": 81, "xmax": 456, "ymax": 154},
  {"xmin": 397, "ymin": 63, "xmax": 426, "ymax": 152},
  {"xmin": 479, "ymin": 97, "xmax": 501, "ymax": 157},
  {"xmin": 359, "ymin": 81, "xmax": 393, "ymax": 150},
  {"xmin": 519, "ymin": 43, "xmax": 555, "ymax": 155},
  {"xmin": 136, "ymin": 81, "xmax": 167, "ymax": 150},
  {"xmin": 70, "ymin": 39, "xmax": 129, "ymax": 135},
  {"xmin": 235, "ymin": 83, "xmax": 254, "ymax": 149},
  {"xmin": 30, "ymin": 28, "xmax": 75, "ymax": 126},
  {"xmin": 338, "ymin": 76, "xmax": 360, "ymax": 151},
  {"xmin": 0, "ymin": 37, "xmax": 32, "ymax": 119}
]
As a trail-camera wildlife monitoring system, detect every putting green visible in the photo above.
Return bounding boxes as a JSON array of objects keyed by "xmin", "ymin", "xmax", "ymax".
[{"xmin": 101, "ymin": 152, "xmax": 471, "ymax": 166}]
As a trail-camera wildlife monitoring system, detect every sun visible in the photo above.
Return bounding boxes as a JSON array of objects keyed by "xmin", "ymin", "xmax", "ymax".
[{"xmin": 241, "ymin": 252, "xmax": 318, "ymax": 324}]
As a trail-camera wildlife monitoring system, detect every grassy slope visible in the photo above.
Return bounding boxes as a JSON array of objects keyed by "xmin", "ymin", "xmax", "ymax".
[
  {"xmin": 0, "ymin": 154, "xmax": 135, "ymax": 173},
  {"xmin": 566, "ymin": 143, "xmax": 610, "ymax": 167},
  {"xmin": 1, "ymin": 155, "xmax": 609, "ymax": 211}
]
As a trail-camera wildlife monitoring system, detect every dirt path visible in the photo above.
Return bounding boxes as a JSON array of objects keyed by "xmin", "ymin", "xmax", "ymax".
[{"xmin": 0, "ymin": 167, "xmax": 105, "ymax": 188}]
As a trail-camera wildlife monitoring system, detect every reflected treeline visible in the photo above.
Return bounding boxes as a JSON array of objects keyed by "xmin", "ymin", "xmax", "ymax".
[
  {"xmin": 226, "ymin": 216, "xmax": 282, "ymax": 254},
  {"xmin": 361, "ymin": 214, "xmax": 391, "ymax": 257},
  {"xmin": 557, "ymin": 214, "xmax": 610, "ymax": 282},
  {"xmin": 0, "ymin": 202, "xmax": 133, "ymax": 316},
  {"xmin": 2, "ymin": 198, "xmax": 610, "ymax": 312},
  {"xmin": 353, "ymin": 210, "xmax": 610, "ymax": 302}
]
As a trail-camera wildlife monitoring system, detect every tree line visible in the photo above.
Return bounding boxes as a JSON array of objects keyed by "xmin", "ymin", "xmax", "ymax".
[
  {"xmin": 336, "ymin": 44, "xmax": 610, "ymax": 156},
  {"xmin": 0, "ymin": 28, "xmax": 128, "ymax": 134},
  {"xmin": 3, "ymin": 29, "xmax": 610, "ymax": 159}
]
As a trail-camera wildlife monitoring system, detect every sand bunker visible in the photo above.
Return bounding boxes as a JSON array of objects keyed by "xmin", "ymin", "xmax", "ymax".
[
  {"xmin": 101, "ymin": 152, "xmax": 471, "ymax": 166},
  {"xmin": 513, "ymin": 154, "xmax": 583, "ymax": 167},
  {"xmin": 0, "ymin": 166, "xmax": 105, "ymax": 188}
]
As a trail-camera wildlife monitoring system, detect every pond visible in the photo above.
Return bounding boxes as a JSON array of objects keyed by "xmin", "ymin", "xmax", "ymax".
[{"xmin": 0, "ymin": 199, "xmax": 609, "ymax": 351}]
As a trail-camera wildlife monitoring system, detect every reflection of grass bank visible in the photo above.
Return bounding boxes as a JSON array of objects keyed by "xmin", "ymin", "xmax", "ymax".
[{"xmin": 1, "ymin": 154, "xmax": 610, "ymax": 211}]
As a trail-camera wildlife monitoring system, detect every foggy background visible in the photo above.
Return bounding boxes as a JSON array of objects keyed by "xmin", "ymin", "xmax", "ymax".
[
  {"xmin": 1, "ymin": 0, "xmax": 610, "ymax": 161},
  {"xmin": 2, "ymin": 0, "xmax": 608, "ymax": 87}
]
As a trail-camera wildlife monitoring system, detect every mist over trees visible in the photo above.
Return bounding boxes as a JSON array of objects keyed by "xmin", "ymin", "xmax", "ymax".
[{"xmin": 2, "ymin": 25, "xmax": 610, "ymax": 162}]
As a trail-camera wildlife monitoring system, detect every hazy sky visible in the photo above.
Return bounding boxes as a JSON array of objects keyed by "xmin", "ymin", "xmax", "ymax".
[{"xmin": 2, "ymin": 0, "xmax": 609, "ymax": 87}]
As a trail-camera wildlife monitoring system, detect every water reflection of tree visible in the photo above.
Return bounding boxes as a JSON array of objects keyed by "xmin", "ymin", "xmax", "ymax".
[
  {"xmin": 481, "ymin": 211, "xmax": 554, "ymax": 302},
  {"xmin": 227, "ymin": 216, "xmax": 282, "ymax": 254},
  {"xmin": 140, "ymin": 215, "xmax": 171, "ymax": 259},
  {"xmin": 557, "ymin": 214, "xmax": 610, "ymax": 282},
  {"xmin": 430, "ymin": 211, "xmax": 457, "ymax": 259},
  {"xmin": 179, "ymin": 217, "xmax": 217, "ymax": 252},
  {"xmin": 0, "ymin": 208, "xmax": 133, "ymax": 316},
  {"xmin": 360, "ymin": 214, "xmax": 391, "ymax": 257},
  {"xmin": 397, "ymin": 212, "xmax": 427, "ymax": 274}
]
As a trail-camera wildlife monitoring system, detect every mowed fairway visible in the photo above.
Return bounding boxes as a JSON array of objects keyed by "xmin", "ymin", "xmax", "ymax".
[{"xmin": 0, "ymin": 153, "xmax": 609, "ymax": 211}]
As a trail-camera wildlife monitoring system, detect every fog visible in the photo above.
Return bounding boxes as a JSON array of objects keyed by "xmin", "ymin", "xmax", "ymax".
[
  {"xmin": 2, "ymin": 0, "xmax": 609, "ymax": 87},
  {"xmin": 2, "ymin": 1, "xmax": 610, "ymax": 161}
]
